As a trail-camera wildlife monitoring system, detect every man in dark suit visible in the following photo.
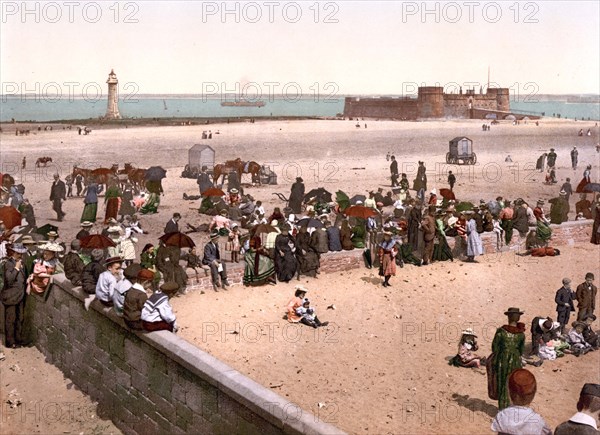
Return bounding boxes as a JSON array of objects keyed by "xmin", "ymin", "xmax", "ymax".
[
  {"xmin": 390, "ymin": 155, "xmax": 399, "ymax": 187},
  {"xmin": 576, "ymin": 272, "xmax": 597, "ymax": 321},
  {"xmin": 1, "ymin": 243, "xmax": 28, "ymax": 348},
  {"xmin": 164, "ymin": 213, "xmax": 181, "ymax": 234},
  {"xmin": 49, "ymin": 173, "xmax": 66, "ymax": 221},
  {"xmin": 556, "ymin": 277, "xmax": 576, "ymax": 334},
  {"xmin": 202, "ymin": 232, "xmax": 229, "ymax": 291}
]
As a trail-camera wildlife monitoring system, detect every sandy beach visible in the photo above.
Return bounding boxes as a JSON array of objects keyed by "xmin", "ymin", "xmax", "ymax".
[{"xmin": 1, "ymin": 118, "xmax": 600, "ymax": 434}]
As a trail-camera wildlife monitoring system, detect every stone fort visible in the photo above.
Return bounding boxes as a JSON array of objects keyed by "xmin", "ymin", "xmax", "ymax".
[{"xmin": 343, "ymin": 86, "xmax": 517, "ymax": 120}]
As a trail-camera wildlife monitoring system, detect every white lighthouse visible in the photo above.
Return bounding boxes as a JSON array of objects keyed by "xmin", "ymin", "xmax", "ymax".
[{"xmin": 105, "ymin": 69, "xmax": 121, "ymax": 119}]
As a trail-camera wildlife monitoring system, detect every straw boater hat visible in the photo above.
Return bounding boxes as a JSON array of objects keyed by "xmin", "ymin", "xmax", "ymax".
[
  {"xmin": 81, "ymin": 221, "xmax": 93, "ymax": 227},
  {"xmin": 47, "ymin": 231, "xmax": 58, "ymax": 238},
  {"xmin": 20, "ymin": 235, "xmax": 36, "ymax": 245},
  {"xmin": 230, "ymin": 188, "xmax": 238, "ymax": 194},
  {"xmin": 209, "ymin": 231, "xmax": 220, "ymax": 240},
  {"xmin": 38, "ymin": 242, "xmax": 64, "ymax": 253},
  {"xmin": 536, "ymin": 199, "xmax": 544, "ymax": 205}
]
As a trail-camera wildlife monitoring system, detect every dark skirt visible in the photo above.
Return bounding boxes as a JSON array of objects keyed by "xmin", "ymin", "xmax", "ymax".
[
  {"xmin": 104, "ymin": 197, "xmax": 120, "ymax": 223},
  {"xmin": 275, "ymin": 251, "xmax": 297, "ymax": 282},
  {"xmin": 81, "ymin": 203, "xmax": 97, "ymax": 222},
  {"xmin": 433, "ymin": 235, "xmax": 453, "ymax": 262},
  {"xmin": 244, "ymin": 251, "xmax": 276, "ymax": 285}
]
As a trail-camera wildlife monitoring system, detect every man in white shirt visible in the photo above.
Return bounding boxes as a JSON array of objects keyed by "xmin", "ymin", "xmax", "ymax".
[
  {"xmin": 555, "ymin": 383, "xmax": 600, "ymax": 435},
  {"xmin": 95, "ymin": 257, "xmax": 123, "ymax": 306},
  {"xmin": 491, "ymin": 369, "xmax": 552, "ymax": 435}
]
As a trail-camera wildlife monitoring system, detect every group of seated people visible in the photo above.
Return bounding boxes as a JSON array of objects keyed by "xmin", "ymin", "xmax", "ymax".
[{"xmin": 449, "ymin": 314, "xmax": 599, "ymax": 370}]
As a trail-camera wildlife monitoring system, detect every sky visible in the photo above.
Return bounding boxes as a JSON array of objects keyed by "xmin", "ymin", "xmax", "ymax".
[{"xmin": 1, "ymin": 1, "xmax": 599, "ymax": 96}]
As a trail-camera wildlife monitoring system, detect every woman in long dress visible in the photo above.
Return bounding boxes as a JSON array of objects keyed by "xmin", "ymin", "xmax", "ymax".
[
  {"xmin": 533, "ymin": 201, "xmax": 552, "ymax": 244},
  {"xmin": 488, "ymin": 308, "xmax": 526, "ymax": 410},
  {"xmin": 274, "ymin": 226, "xmax": 297, "ymax": 282},
  {"xmin": 243, "ymin": 236, "xmax": 276, "ymax": 286},
  {"xmin": 432, "ymin": 212, "xmax": 453, "ymax": 262},
  {"xmin": 80, "ymin": 178, "xmax": 102, "ymax": 223},
  {"xmin": 295, "ymin": 226, "xmax": 319, "ymax": 278},
  {"xmin": 340, "ymin": 220, "xmax": 354, "ymax": 250},
  {"xmin": 377, "ymin": 232, "xmax": 397, "ymax": 287},
  {"xmin": 465, "ymin": 211, "xmax": 483, "ymax": 262},
  {"xmin": 119, "ymin": 183, "xmax": 136, "ymax": 220},
  {"xmin": 407, "ymin": 202, "xmax": 422, "ymax": 251},
  {"xmin": 104, "ymin": 181, "xmax": 122, "ymax": 224},
  {"xmin": 591, "ymin": 200, "xmax": 600, "ymax": 245},
  {"xmin": 140, "ymin": 243, "xmax": 161, "ymax": 290},
  {"xmin": 575, "ymin": 164, "xmax": 592, "ymax": 193}
]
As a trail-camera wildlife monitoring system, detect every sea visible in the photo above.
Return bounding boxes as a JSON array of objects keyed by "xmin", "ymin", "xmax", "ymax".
[{"xmin": 1, "ymin": 96, "xmax": 598, "ymax": 122}]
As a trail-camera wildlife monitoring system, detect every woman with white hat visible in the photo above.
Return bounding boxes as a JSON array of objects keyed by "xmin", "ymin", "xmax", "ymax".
[{"xmin": 26, "ymin": 242, "xmax": 64, "ymax": 295}]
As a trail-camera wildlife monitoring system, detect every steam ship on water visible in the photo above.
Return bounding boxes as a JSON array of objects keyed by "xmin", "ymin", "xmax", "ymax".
[{"xmin": 220, "ymin": 100, "xmax": 265, "ymax": 107}]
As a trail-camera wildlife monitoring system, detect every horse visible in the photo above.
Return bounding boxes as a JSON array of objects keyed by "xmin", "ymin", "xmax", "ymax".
[
  {"xmin": 72, "ymin": 165, "xmax": 117, "ymax": 188},
  {"xmin": 213, "ymin": 158, "xmax": 263, "ymax": 186},
  {"xmin": 120, "ymin": 163, "xmax": 146, "ymax": 191},
  {"xmin": 35, "ymin": 157, "xmax": 52, "ymax": 167}
]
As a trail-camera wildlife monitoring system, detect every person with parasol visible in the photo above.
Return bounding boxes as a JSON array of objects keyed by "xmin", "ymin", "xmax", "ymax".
[{"xmin": 140, "ymin": 166, "xmax": 166, "ymax": 214}]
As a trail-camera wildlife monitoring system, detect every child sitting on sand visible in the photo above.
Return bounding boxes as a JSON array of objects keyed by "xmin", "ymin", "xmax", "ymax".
[
  {"xmin": 449, "ymin": 329, "xmax": 486, "ymax": 368},
  {"xmin": 566, "ymin": 321, "xmax": 593, "ymax": 356},
  {"xmin": 295, "ymin": 298, "xmax": 328, "ymax": 328}
]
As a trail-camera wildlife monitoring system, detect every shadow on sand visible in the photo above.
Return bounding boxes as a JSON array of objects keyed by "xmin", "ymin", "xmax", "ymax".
[{"xmin": 451, "ymin": 393, "xmax": 497, "ymax": 418}]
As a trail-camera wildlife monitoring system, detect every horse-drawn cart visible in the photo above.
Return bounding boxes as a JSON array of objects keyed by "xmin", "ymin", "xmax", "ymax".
[{"xmin": 446, "ymin": 137, "xmax": 477, "ymax": 165}]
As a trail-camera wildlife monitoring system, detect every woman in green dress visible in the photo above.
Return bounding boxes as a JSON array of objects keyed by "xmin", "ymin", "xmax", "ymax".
[
  {"xmin": 140, "ymin": 180, "xmax": 163, "ymax": 215},
  {"xmin": 488, "ymin": 307, "xmax": 526, "ymax": 410},
  {"xmin": 432, "ymin": 212, "xmax": 453, "ymax": 262},
  {"xmin": 140, "ymin": 243, "xmax": 161, "ymax": 290},
  {"xmin": 243, "ymin": 236, "xmax": 276, "ymax": 286},
  {"xmin": 351, "ymin": 218, "xmax": 366, "ymax": 248}
]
